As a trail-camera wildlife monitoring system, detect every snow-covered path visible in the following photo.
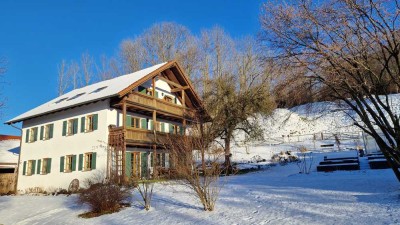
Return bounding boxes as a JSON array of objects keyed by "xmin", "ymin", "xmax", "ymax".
[{"xmin": 1, "ymin": 155, "xmax": 399, "ymax": 225}]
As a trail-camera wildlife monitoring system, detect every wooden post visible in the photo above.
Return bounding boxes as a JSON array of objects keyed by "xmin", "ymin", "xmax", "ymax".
[
  {"xmin": 181, "ymin": 89, "xmax": 185, "ymax": 107},
  {"xmin": 121, "ymin": 98, "xmax": 127, "ymax": 183},
  {"xmin": 122, "ymin": 100, "xmax": 127, "ymax": 129},
  {"xmin": 152, "ymin": 77, "xmax": 156, "ymax": 97}
]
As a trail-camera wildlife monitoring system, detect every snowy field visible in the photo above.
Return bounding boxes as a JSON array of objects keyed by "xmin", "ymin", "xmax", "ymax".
[
  {"xmin": 1, "ymin": 150, "xmax": 399, "ymax": 225},
  {"xmin": 2, "ymin": 100, "xmax": 400, "ymax": 224}
]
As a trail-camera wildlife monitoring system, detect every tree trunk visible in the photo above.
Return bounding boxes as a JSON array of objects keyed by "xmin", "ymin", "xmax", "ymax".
[
  {"xmin": 224, "ymin": 136, "xmax": 232, "ymax": 175},
  {"xmin": 381, "ymin": 147, "xmax": 400, "ymax": 182}
]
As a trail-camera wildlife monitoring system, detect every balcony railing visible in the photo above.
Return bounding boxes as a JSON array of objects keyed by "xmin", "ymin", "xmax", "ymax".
[{"xmin": 126, "ymin": 92, "xmax": 195, "ymax": 118}]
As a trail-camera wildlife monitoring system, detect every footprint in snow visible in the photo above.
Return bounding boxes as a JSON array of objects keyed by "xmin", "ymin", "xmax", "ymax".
[{"xmin": 253, "ymin": 210, "xmax": 259, "ymax": 214}]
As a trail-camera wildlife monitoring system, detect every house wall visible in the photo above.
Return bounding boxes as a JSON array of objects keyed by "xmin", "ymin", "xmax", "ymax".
[
  {"xmin": 17, "ymin": 100, "xmax": 110, "ymax": 192},
  {"xmin": 17, "ymin": 79, "xmax": 187, "ymax": 191}
]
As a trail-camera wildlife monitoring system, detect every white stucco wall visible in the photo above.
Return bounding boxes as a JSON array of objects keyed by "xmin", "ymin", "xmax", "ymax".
[
  {"xmin": 17, "ymin": 78, "xmax": 185, "ymax": 192},
  {"xmin": 17, "ymin": 100, "xmax": 110, "ymax": 192}
]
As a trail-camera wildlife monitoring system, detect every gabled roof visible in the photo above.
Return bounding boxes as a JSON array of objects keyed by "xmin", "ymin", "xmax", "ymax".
[
  {"xmin": 6, "ymin": 61, "xmax": 204, "ymax": 125},
  {"xmin": 6, "ymin": 62, "xmax": 168, "ymax": 124}
]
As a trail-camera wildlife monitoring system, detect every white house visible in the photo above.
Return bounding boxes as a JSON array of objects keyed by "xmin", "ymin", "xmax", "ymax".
[{"xmin": 6, "ymin": 61, "xmax": 204, "ymax": 192}]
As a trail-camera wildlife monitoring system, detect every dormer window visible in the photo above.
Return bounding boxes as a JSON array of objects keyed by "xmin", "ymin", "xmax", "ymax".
[
  {"xmin": 55, "ymin": 97, "xmax": 68, "ymax": 104},
  {"xmin": 90, "ymin": 86, "xmax": 107, "ymax": 94},
  {"xmin": 67, "ymin": 93, "xmax": 85, "ymax": 101}
]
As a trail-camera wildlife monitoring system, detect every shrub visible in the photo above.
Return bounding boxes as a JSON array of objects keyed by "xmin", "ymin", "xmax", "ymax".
[{"xmin": 78, "ymin": 182, "xmax": 130, "ymax": 215}]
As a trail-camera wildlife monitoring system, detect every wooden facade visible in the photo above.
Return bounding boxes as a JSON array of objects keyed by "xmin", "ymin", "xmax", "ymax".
[{"xmin": 107, "ymin": 61, "xmax": 203, "ymax": 183}]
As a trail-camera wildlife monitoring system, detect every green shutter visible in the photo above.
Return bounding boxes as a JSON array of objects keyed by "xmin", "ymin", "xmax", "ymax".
[
  {"xmin": 37, "ymin": 159, "xmax": 41, "ymax": 174},
  {"xmin": 155, "ymin": 91, "xmax": 159, "ymax": 98},
  {"xmin": 141, "ymin": 118, "xmax": 147, "ymax": 129},
  {"xmin": 91, "ymin": 152, "xmax": 97, "ymax": 169},
  {"xmin": 141, "ymin": 152, "xmax": 148, "ymax": 178},
  {"xmin": 169, "ymin": 124, "xmax": 174, "ymax": 134},
  {"xmin": 180, "ymin": 126, "xmax": 184, "ymax": 135},
  {"xmin": 161, "ymin": 123, "xmax": 165, "ymax": 132},
  {"xmin": 78, "ymin": 154, "xmax": 83, "ymax": 171},
  {"xmin": 25, "ymin": 129, "xmax": 30, "ymax": 143},
  {"xmin": 126, "ymin": 152, "xmax": 132, "ymax": 178},
  {"xmin": 49, "ymin": 124, "xmax": 54, "ymax": 139},
  {"xmin": 174, "ymin": 97, "xmax": 177, "ymax": 104},
  {"xmin": 23, "ymin": 161, "xmax": 26, "ymax": 175},
  {"xmin": 81, "ymin": 117, "xmax": 85, "ymax": 133},
  {"xmin": 60, "ymin": 156, "xmax": 65, "ymax": 172},
  {"xmin": 72, "ymin": 155, "xmax": 77, "ymax": 171},
  {"xmin": 33, "ymin": 127, "xmax": 38, "ymax": 141},
  {"xmin": 47, "ymin": 158, "xmax": 52, "ymax": 173},
  {"xmin": 62, "ymin": 121, "xmax": 67, "ymax": 136},
  {"xmin": 40, "ymin": 126, "xmax": 44, "ymax": 140},
  {"xmin": 139, "ymin": 86, "xmax": 146, "ymax": 93},
  {"xmin": 73, "ymin": 118, "xmax": 78, "ymax": 134},
  {"xmin": 93, "ymin": 114, "xmax": 98, "ymax": 130},
  {"xmin": 126, "ymin": 115, "xmax": 132, "ymax": 127},
  {"xmin": 31, "ymin": 160, "xmax": 36, "ymax": 175}
]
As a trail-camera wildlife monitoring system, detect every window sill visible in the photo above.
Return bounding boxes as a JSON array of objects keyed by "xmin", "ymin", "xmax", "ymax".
[{"xmin": 82, "ymin": 168, "xmax": 93, "ymax": 172}]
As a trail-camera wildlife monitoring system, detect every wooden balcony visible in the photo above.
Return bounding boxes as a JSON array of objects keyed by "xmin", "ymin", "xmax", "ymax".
[
  {"xmin": 109, "ymin": 126, "xmax": 199, "ymax": 147},
  {"xmin": 126, "ymin": 92, "xmax": 195, "ymax": 118}
]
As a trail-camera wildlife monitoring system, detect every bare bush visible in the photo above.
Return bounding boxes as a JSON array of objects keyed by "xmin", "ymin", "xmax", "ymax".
[
  {"xmin": 296, "ymin": 146, "xmax": 313, "ymax": 174},
  {"xmin": 78, "ymin": 173, "xmax": 130, "ymax": 216},
  {"xmin": 160, "ymin": 116, "xmax": 224, "ymax": 211},
  {"xmin": 130, "ymin": 179, "xmax": 154, "ymax": 211}
]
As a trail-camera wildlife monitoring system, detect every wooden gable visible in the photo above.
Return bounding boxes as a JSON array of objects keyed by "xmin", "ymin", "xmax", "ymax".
[{"xmin": 118, "ymin": 61, "xmax": 204, "ymax": 111}]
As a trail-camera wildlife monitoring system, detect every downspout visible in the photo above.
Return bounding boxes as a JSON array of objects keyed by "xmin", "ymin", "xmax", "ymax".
[{"xmin": 9, "ymin": 123, "xmax": 22, "ymax": 194}]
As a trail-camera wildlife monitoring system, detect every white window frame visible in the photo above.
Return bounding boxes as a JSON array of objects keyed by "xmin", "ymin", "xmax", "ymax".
[
  {"xmin": 86, "ymin": 115, "xmax": 94, "ymax": 132},
  {"xmin": 26, "ymin": 160, "xmax": 34, "ymax": 176},
  {"xmin": 67, "ymin": 119, "xmax": 75, "ymax": 136},
  {"xmin": 65, "ymin": 155, "xmax": 73, "ymax": 172},
  {"xmin": 28, "ymin": 128, "xmax": 36, "ymax": 142},
  {"xmin": 43, "ymin": 124, "xmax": 51, "ymax": 140},
  {"xmin": 84, "ymin": 152, "xmax": 93, "ymax": 171},
  {"xmin": 41, "ymin": 158, "xmax": 50, "ymax": 175}
]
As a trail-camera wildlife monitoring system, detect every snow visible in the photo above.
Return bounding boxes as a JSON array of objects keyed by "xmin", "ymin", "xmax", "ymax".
[
  {"xmin": 2, "ymin": 93, "xmax": 400, "ymax": 224},
  {"xmin": 0, "ymin": 139, "xmax": 20, "ymax": 164},
  {"xmin": 1, "ymin": 150, "xmax": 399, "ymax": 225},
  {"xmin": 6, "ymin": 62, "xmax": 168, "ymax": 124}
]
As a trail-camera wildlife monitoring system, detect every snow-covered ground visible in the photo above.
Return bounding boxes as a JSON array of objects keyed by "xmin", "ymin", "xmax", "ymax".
[
  {"xmin": 2, "ymin": 99, "xmax": 400, "ymax": 224},
  {"xmin": 1, "ymin": 150, "xmax": 399, "ymax": 225}
]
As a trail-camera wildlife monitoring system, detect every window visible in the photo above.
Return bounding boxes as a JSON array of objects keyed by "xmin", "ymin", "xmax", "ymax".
[
  {"xmin": 37, "ymin": 158, "xmax": 52, "ymax": 175},
  {"xmin": 81, "ymin": 152, "xmax": 96, "ymax": 171},
  {"xmin": 90, "ymin": 86, "xmax": 107, "ymax": 94},
  {"xmin": 126, "ymin": 116, "xmax": 141, "ymax": 129},
  {"xmin": 146, "ymin": 88, "xmax": 153, "ymax": 96},
  {"xmin": 24, "ymin": 160, "xmax": 36, "ymax": 176},
  {"xmin": 63, "ymin": 118, "xmax": 78, "ymax": 136},
  {"xmin": 65, "ymin": 155, "xmax": 73, "ymax": 172},
  {"xmin": 67, "ymin": 93, "xmax": 85, "ymax": 101},
  {"xmin": 55, "ymin": 97, "xmax": 68, "ymax": 104},
  {"xmin": 40, "ymin": 124, "xmax": 54, "ymax": 140},
  {"xmin": 81, "ymin": 114, "xmax": 98, "ymax": 133},
  {"xmin": 60, "ymin": 155, "xmax": 76, "ymax": 172},
  {"xmin": 25, "ymin": 127, "xmax": 38, "ymax": 143}
]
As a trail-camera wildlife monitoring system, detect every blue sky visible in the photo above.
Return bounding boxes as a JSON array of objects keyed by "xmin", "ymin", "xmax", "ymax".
[{"xmin": 0, "ymin": 0, "xmax": 264, "ymax": 135}]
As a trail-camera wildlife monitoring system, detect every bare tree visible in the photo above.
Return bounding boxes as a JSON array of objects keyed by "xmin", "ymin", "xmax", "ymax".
[
  {"xmin": 0, "ymin": 56, "xmax": 7, "ymax": 113},
  {"xmin": 81, "ymin": 52, "xmax": 94, "ymax": 86},
  {"xmin": 96, "ymin": 55, "xmax": 120, "ymax": 81},
  {"xmin": 68, "ymin": 60, "xmax": 80, "ymax": 90},
  {"xmin": 120, "ymin": 22, "xmax": 199, "ymax": 77},
  {"xmin": 160, "ymin": 115, "xmax": 223, "ymax": 211},
  {"xmin": 204, "ymin": 36, "xmax": 275, "ymax": 172},
  {"xmin": 57, "ymin": 60, "xmax": 68, "ymax": 96},
  {"xmin": 261, "ymin": 0, "xmax": 400, "ymax": 180}
]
